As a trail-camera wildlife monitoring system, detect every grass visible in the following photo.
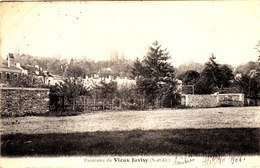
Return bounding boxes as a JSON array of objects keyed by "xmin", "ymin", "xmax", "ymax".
[
  {"xmin": 1, "ymin": 128, "xmax": 259, "ymax": 156},
  {"xmin": 2, "ymin": 107, "xmax": 259, "ymax": 135}
]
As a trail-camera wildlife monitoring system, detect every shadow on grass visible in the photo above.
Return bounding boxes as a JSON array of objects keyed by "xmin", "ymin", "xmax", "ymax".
[{"xmin": 1, "ymin": 128, "xmax": 259, "ymax": 156}]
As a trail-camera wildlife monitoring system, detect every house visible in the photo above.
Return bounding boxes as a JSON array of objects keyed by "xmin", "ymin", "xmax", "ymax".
[
  {"xmin": 83, "ymin": 74, "xmax": 136, "ymax": 89},
  {"xmin": 20, "ymin": 65, "xmax": 41, "ymax": 75},
  {"xmin": 45, "ymin": 73, "xmax": 64, "ymax": 86},
  {"xmin": 83, "ymin": 74, "xmax": 103, "ymax": 88},
  {"xmin": 115, "ymin": 76, "xmax": 136, "ymax": 89},
  {"xmin": 0, "ymin": 53, "xmax": 22, "ymax": 86}
]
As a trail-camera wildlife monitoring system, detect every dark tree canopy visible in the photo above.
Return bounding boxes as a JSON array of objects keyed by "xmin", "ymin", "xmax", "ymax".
[
  {"xmin": 179, "ymin": 70, "xmax": 200, "ymax": 85},
  {"xmin": 94, "ymin": 80, "xmax": 117, "ymax": 99},
  {"xmin": 50, "ymin": 78, "xmax": 89, "ymax": 102},
  {"xmin": 142, "ymin": 41, "xmax": 175, "ymax": 80},
  {"xmin": 131, "ymin": 58, "xmax": 143, "ymax": 79},
  {"xmin": 195, "ymin": 54, "xmax": 234, "ymax": 94},
  {"xmin": 235, "ymin": 74, "xmax": 260, "ymax": 104},
  {"xmin": 219, "ymin": 65, "xmax": 234, "ymax": 87},
  {"xmin": 131, "ymin": 41, "xmax": 176, "ymax": 104}
]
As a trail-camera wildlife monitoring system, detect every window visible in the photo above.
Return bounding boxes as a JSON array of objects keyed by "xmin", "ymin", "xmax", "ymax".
[{"xmin": 7, "ymin": 73, "xmax": 10, "ymax": 80}]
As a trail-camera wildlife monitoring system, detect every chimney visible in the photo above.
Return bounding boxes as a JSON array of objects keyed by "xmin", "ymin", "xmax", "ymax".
[
  {"xmin": 7, "ymin": 55, "xmax": 10, "ymax": 68},
  {"xmin": 7, "ymin": 53, "xmax": 14, "ymax": 68}
]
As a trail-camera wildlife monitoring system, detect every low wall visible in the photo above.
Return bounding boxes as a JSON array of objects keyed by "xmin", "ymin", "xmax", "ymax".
[
  {"xmin": 218, "ymin": 94, "xmax": 244, "ymax": 107},
  {"xmin": 1, "ymin": 87, "xmax": 50, "ymax": 117},
  {"xmin": 181, "ymin": 93, "xmax": 244, "ymax": 108}
]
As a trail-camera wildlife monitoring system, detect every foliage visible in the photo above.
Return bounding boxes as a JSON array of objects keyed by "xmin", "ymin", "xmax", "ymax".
[
  {"xmin": 218, "ymin": 65, "xmax": 234, "ymax": 87},
  {"xmin": 50, "ymin": 78, "xmax": 89, "ymax": 102},
  {"xmin": 14, "ymin": 53, "xmax": 134, "ymax": 79},
  {"xmin": 65, "ymin": 59, "xmax": 86, "ymax": 78},
  {"xmin": 195, "ymin": 54, "xmax": 234, "ymax": 94},
  {"xmin": 8, "ymin": 74, "xmax": 46, "ymax": 88},
  {"xmin": 178, "ymin": 70, "xmax": 200, "ymax": 85},
  {"xmin": 235, "ymin": 74, "xmax": 260, "ymax": 103},
  {"xmin": 132, "ymin": 41, "xmax": 176, "ymax": 105},
  {"xmin": 131, "ymin": 58, "xmax": 143, "ymax": 79},
  {"xmin": 93, "ymin": 80, "xmax": 118, "ymax": 99},
  {"xmin": 117, "ymin": 83, "xmax": 138, "ymax": 100}
]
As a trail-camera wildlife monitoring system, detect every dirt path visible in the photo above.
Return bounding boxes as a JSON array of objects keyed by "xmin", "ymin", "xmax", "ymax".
[{"xmin": 1, "ymin": 107, "xmax": 259, "ymax": 134}]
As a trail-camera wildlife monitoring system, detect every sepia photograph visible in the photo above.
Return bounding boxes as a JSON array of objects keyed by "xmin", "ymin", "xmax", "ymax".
[{"xmin": 0, "ymin": 1, "xmax": 260, "ymax": 167}]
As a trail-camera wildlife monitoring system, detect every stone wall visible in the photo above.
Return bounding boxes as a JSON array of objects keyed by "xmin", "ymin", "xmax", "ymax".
[
  {"xmin": 1, "ymin": 87, "xmax": 50, "ymax": 117},
  {"xmin": 181, "ymin": 93, "xmax": 244, "ymax": 108},
  {"xmin": 181, "ymin": 94, "xmax": 218, "ymax": 108},
  {"xmin": 218, "ymin": 94, "xmax": 244, "ymax": 107}
]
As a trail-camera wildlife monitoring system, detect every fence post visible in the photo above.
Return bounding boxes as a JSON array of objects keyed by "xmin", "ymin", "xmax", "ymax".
[
  {"xmin": 103, "ymin": 99, "xmax": 105, "ymax": 111},
  {"xmin": 128, "ymin": 98, "xmax": 130, "ymax": 109},
  {"xmin": 83, "ymin": 96, "xmax": 86, "ymax": 112},
  {"xmin": 94, "ymin": 97, "xmax": 96, "ymax": 111},
  {"xmin": 142, "ymin": 97, "xmax": 143, "ymax": 109},
  {"xmin": 119, "ymin": 98, "xmax": 122, "ymax": 110},
  {"xmin": 72, "ymin": 98, "xmax": 75, "ymax": 111},
  {"xmin": 112, "ymin": 99, "xmax": 114, "ymax": 110}
]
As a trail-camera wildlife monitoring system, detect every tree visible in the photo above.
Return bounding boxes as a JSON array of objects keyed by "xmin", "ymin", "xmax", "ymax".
[
  {"xmin": 65, "ymin": 59, "xmax": 85, "ymax": 78},
  {"xmin": 178, "ymin": 70, "xmax": 200, "ymax": 94},
  {"xmin": 179, "ymin": 70, "xmax": 200, "ymax": 85},
  {"xmin": 49, "ymin": 78, "xmax": 89, "ymax": 112},
  {"xmin": 235, "ymin": 74, "xmax": 260, "ymax": 105},
  {"xmin": 132, "ymin": 41, "xmax": 176, "ymax": 105},
  {"xmin": 218, "ymin": 65, "xmax": 234, "ymax": 87},
  {"xmin": 195, "ymin": 54, "xmax": 234, "ymax": 94},
  {"xmin": 50, "ymin": 78, "xmax": 89, "ymax": 102},
  {"xmin": 94, "ymin": 80, "xmax": 117, "ymax": 99},
  {"xmin": 131, "ymin": 58, "xmax": 143, "ymax": 79}
]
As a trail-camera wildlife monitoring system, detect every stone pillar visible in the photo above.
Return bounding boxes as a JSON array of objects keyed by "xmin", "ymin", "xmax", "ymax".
[{"xmin": 185, "ymin": 95, "xmax": 189, "ymax": 106}]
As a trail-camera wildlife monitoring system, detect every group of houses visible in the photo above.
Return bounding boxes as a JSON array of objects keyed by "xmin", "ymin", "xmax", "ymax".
[
  {"xmin": 0, "ymin": 53, "xmax": 136, "ymax": 89},
  {"xmin": 0, "ymin": 53, "xmax": 62, "ymax": 87},
  {"xmin": 1, "ymin": 53, "xmax": 260, "ymax": 110}
]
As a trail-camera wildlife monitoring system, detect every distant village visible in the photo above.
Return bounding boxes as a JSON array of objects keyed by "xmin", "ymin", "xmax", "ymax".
[
  {"xmin": 1, "ymin": 52, "xmax": 259, "ymax": 93},
  {"xmin": 0, "ymin": 53, "xmax": 136, "ymax": 89}
]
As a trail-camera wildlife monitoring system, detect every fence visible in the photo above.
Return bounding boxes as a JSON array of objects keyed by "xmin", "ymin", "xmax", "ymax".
[{"xmin": 49, "ymin": 95, "xmax": 181, "ymax": 112}]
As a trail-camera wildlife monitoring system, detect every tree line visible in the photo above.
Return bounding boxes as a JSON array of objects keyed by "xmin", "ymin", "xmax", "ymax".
[
  {"xmin": 14, "ymin": 53, "xmax": 134, "ymax": 79},
  {"xmin": 8, "ymin": 40, "xmax": 260, "ymax": 112}
]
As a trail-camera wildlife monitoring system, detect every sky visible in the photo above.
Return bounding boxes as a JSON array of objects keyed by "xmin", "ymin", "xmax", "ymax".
[{"xmin": 1, "ymin": 1, "xmax": 260, "ymax": 66}]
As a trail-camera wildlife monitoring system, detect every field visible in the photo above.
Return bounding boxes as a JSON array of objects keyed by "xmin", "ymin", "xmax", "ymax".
[{"xmin": 1, "ymin": 106, "xmax": 260, "ymax": 156}]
